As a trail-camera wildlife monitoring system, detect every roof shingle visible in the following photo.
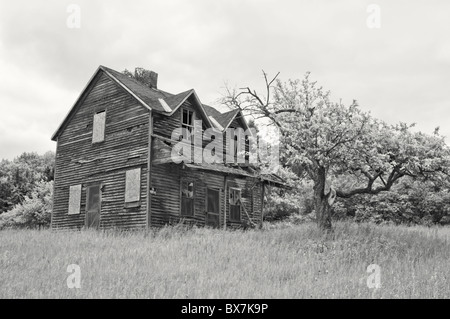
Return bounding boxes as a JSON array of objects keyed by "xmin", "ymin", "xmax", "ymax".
[{"xmin": 52, "ymin": 65, "xmax": 241, "ymax": 140}]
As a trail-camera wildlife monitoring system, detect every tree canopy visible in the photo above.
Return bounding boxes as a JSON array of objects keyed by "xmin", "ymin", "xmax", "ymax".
[
  {"xmin": 0, "ymin": 151, "xmax": 54, "ymax": 214},
  {"xmin": 223, "ymin": 71, "xmax": 450, "ymax": 230}
]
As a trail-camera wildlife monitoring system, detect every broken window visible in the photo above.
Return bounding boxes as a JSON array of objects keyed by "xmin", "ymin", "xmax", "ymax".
[
  {"xmin": 181, "ymin": 180, "xmax": 194, "ymax": 216},
  {"xmin": 181, "ymin": 109, "xmax": 194, "ymax": 140},
  {"xmin": 92, "ymin": 110, "xmax": 106, "ymax": 143},
  {"xmin": 245, "ymin": 135, "xmax": 250, "ymax": 163},
  {"xmin": 125, "ymin": 168, "xmax": 141, "ymax": 204},
  {"xmin": 68, "ymin": 185, "xmax": 82, "ymax": 215},
  {"xmin": 233, "ymin": 130, "xmax": 247, "ymax": 163},
  {"xmin": 229, "ymin": 188, "xmax": 241, "ymax": 221},
  {"xmin": 234, "ymin": 135, "xmax": 238, "ymax": 160}
]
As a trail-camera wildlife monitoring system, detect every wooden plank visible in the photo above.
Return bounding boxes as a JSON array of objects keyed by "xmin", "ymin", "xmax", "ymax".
[
  {"xmin": 52, "ymin": 72, "xmax": 150, "ymax": 230},
  {"xmin": 146, "ymin": 112, "xmax": 153, "ymax": 229},
  {"xmin": 68, "ymin": 185, "xmax": 82, "ymax": 215},
  {"xmin": 125, "ymin": 168, "xmax": 141, "ymax": 202}
]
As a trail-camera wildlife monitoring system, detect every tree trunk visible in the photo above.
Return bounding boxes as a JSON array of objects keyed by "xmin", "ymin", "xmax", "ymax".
[{"xmin": 313, "ymin": 167, "xmax": 333, "ymax": 231}]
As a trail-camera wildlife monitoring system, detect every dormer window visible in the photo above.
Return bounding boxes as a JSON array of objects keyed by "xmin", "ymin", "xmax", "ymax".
[
  {"xmin": 232, "ymin": 130, "xmax": 250, "ymax": 164},
  {"xmin": 181, "ymin": 109, "xmax": 194, "ymax": 139}
]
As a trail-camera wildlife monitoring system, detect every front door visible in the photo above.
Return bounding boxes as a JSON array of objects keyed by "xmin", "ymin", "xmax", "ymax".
[
  {"xmin": 206, "ymin": 188, "xmax": 220, "ymax": 228},
  {"xmin": 85, "ymin": 184, "xmax": 101, "ymax": 229}
]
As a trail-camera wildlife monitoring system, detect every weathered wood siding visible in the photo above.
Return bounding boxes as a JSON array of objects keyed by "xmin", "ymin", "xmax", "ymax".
[
  {"xmin": 53, "ymin": 68, "xmax": 266, "ymax": 231},
  {"xmin": 153, "ymin": 98, "xmax": 213, "ymax": 153},
  {"xmin": 252, "ymin": 180, "xmax": 263, "ymax": 224},
  {"xmin": 149, "ymin": 163, "xmax": 263, "ymax": 229},
  {"xmin": 226, "ymin": 177, "xmax": 262, "ymax": 228},
  {"xmin": 150, "ymin": 164, "xmax": 225, "ymax": 227},
  {"xmin": 153, "ymin": 99, "xmax": 202, "ymax": 139},
  {"xmin": 52, "ymin": 71, "xmax": 150, "ymax": 230},
  {"xmin": 225, "ymin": 117, "xmax": 250, "ymax": 165}
]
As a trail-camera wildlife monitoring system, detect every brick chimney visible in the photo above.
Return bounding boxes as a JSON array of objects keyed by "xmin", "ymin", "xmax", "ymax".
[{"xmin": 134, "ymin": 67, "xmax": 158, "ymax": 89}]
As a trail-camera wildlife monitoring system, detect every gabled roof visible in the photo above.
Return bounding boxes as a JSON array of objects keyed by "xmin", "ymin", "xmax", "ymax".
[
  {"xmin": 101, "ymin": 67, "xmax": 212, "ymax": 125},
  {"xmin": 100, "ymin": 66, "xmax": 168, "ymax": 112},
  {"xmin": 163, "ymin": 90, "xmax": 193, "ymax": 111},
  {"xmin": 159, "ymin": 89, "xmax": 212, "ymax": 125},
  {"xmin": 219, "ymin": 109, "xmax": 242, "ymax": 130},
  {"xmin": 51, "ymin": 65, "xmax": 214, "ymax": 141},
  {"xmin": 202, "ymin": 105, "xmax": 251, "ymax": 133}
]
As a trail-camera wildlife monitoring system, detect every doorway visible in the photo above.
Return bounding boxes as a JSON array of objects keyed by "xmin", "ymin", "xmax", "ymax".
[
  {"xmin": 206, "ymin": 188, "xmax": 220, "ymax": 228},
  {"xmin": 85, "ymin": 184, "xmax": 101, "ymax": 229}
]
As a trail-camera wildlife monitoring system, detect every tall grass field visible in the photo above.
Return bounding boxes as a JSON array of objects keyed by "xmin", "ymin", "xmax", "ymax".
[{"xmin": 1, "ymin": 222, "xmax": 449, "ymax": 298}]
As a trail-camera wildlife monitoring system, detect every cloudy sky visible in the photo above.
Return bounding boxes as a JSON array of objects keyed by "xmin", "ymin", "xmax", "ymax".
[{"xmin": 0, "ymin": 0, "xmax": 449, "ymax": 159}]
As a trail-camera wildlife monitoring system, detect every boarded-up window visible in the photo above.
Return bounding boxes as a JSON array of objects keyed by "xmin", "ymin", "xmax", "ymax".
[
  {"xmin": 68, "ymin": 185, "xmax": 82, "ymax": 215},
  {"xmin": 181, "ymin": 180, "xmax": 194, "ymax": 216},
  {"xmin": 125, "ymin": 168, "xmax": 141, "ymax": 203},
  {"xmin": 92, "ymin": 110, "xmax": 106, "ymax": 143},
  {"xmin": 229, "ymin": 188, "xmax": 241, "ymax": 221}
]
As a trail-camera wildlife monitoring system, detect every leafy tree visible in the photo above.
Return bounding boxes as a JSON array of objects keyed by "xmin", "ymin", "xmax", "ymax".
[
  {"xmin": 123, "ymin": 67, "xmax": 157, "ymax": 88},
  {"xmin": 223, "ymin": 72, "xmax": 450, "ymax": 231},
  {"xmin": 0, "ymin": 151, "xmax": 55, "ymax": 214},
  {"xmin": 0, "ymin": 181, "xmax": 53, "ymax": 229},
  {"xmin": 334, "ymin": 177, "xmax": 450, "ymax": 225},
  {"xmin": 264, "ymin": 177, "xmax": 313, "ymax": 222}
]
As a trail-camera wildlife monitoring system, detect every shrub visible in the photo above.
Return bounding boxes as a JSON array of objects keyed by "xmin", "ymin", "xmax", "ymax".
[
  {"xmin": 334, "ymin": 178, "xmax": 450, "ymax": 226},
  {"xmin": 0, "ymin": 181, "xmax": 53, "ymax": 229},
  {"xmin": 264, "ymin": 180, "xmax": 314, "ymax": 222}
]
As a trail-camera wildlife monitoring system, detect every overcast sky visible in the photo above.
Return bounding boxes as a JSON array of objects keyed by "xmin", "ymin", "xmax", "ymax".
[{"xmin": 0, "ymin": 0, "xmax": 449, "ymax": 160}]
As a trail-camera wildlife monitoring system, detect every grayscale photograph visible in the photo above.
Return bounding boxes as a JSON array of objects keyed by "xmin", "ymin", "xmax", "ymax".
[{"xmin": 0, "ymin": 0, "xmax": 449, "ymax": 304}]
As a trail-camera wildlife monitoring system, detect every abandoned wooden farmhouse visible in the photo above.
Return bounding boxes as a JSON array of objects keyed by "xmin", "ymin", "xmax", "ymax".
[{"xmin": 51, "ymin": 66, "xmax": 283, "ymax": 230}]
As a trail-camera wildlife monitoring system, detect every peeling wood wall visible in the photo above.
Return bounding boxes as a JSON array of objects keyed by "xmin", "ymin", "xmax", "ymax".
[
  {"xmin": 153, "ymin": 99, "xmax": 202, "ymax": 139},
  {"xmin": 149, "ymin": 95, "xmax": 262, "ymax": 228},
  {"xmin": 52, "ymin": 71, "xmax": 150, "ymax": 230},
  {"xmin": 150, "ymin": 164, "xmax": 225, "ymax": 227},
  {"xmin": 53, "ymin": 71, "xmax": 265, "ymax": 230},
  {"xmin": 153, "ymin": 98, "xmax": 212, "ymax": 150},
  {"xmin": 226, "ymin": 178, "xmax": 262, "ymax": 227},
  {"xmin": 149, "ymin": 163, "xmax": 263, "ymax": 228}
]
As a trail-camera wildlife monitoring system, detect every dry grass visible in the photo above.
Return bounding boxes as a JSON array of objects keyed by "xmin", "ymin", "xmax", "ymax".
[{"xmin": 0, "ymin": 221, "xmax": 449, "ymax": 298}]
